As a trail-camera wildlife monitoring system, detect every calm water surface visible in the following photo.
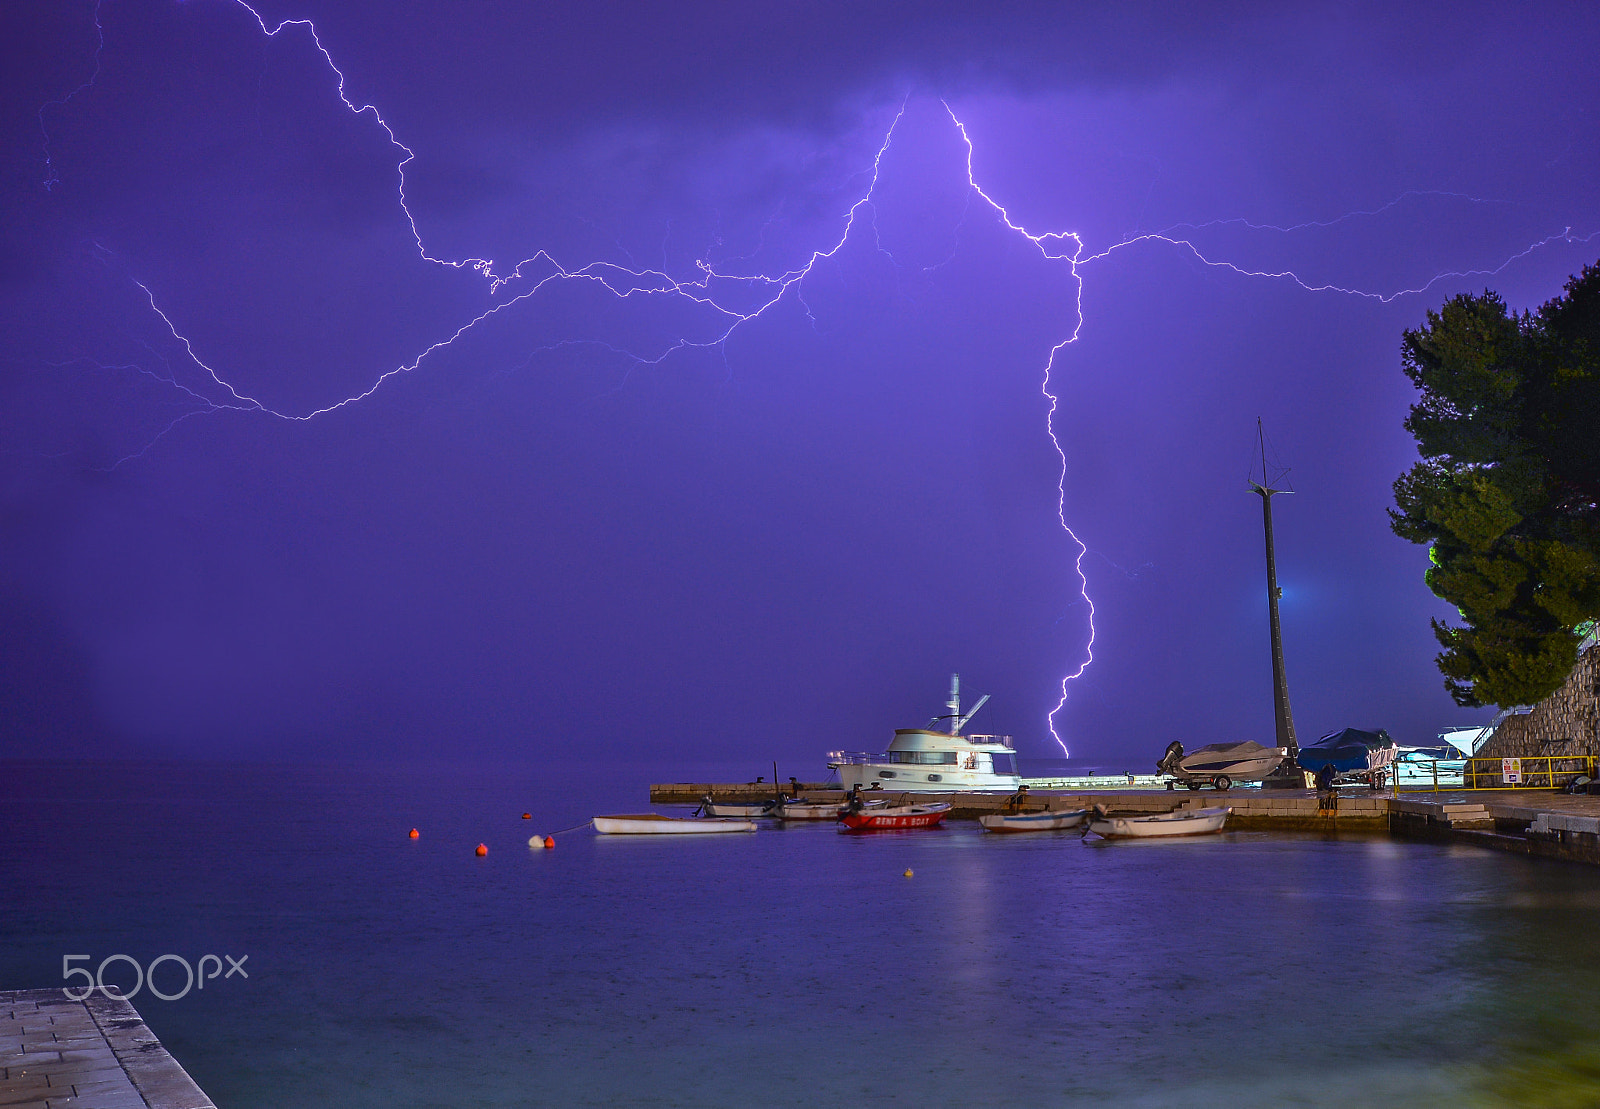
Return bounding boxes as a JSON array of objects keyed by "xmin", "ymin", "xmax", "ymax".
[{"xmin": 5, "ymin": 760, "xmax": 1600, "ymax": 1108}]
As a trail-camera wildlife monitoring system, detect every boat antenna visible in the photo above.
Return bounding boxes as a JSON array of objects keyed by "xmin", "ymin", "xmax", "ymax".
[
  {"xmin": 956, "ymin": 694, "xmax": 990, "ymax": 733},
  {"xmin": 1247, "ymin": 418, "xmax": 1299, "ymax": 759}
]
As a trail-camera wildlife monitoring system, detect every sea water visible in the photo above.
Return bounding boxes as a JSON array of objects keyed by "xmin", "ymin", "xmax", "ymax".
[{"xmin": 4, "ymin": 759, "xmax": 1600, "ymax": 1108}]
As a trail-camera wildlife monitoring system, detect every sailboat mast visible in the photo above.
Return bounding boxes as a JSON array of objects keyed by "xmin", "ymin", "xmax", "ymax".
[
  {"xmin": 1250, "ymin": 422, "xmax": 1299, "ymax": 757},
  {"xmin": 947, "ymin": 674, "xmax": 961, "ymax": 736}
]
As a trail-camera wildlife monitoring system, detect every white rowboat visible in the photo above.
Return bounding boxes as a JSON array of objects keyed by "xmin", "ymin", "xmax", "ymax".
[
  {"xmin": 978, "ymin": 808, "xmax": 1089, "ymax": 833},
  {"xmin": 698, "ymin": 798, "xmax": 779, "ymax": 817},
  {"xmin": 593, "ymin": 814, "xmax": 757, "ymax": 835},
  {"xmin": 775, "ymin": 797, "xmax": 889, "ymax": 821},
  {"xmin": 1086, "ymin": 806, "xmax": 1231, "ymax": 839}
]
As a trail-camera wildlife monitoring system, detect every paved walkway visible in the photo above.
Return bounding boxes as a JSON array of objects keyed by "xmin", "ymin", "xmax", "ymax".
[
  {"xmin": 0, "ymin": 990, "xmax": 215, "ymax": 1109},
  {"xmin": 1395, "ymin": 788, "xmax": 1600, "ymax": 818}
]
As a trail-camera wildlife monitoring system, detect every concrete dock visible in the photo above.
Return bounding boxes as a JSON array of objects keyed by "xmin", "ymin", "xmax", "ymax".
[
  {"xmin": 1, "ymin": 990, "xmax": 216, "ymax": 1109},
  {"xmin": 652, "ymin": 782, "xmax": 1600, "ymax": 861}
]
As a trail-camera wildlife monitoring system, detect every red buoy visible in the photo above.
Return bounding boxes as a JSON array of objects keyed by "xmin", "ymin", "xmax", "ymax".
[
  {"xmin": 543, "ymin": 836, "xmax": 555, "ymax": 849},
  {"xmin": 408, "ymin": 828, "xmax": 419, "ymax": 839},
  {"xmin": 474, "ymin": 843, "xmax": 488, "ymax": 857},
  {"xmin": 522, "ymin": 813, "xmax": 532, "ymax": 820}
]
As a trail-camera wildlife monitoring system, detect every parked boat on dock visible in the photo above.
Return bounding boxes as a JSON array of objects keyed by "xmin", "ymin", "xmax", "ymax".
[
  {"xmin": 1157, "ymin": 740, "xmax": 1286, "ymax": 791},
  {"xmin": 978, "ymin": 809, "xmax": 1089, "ymax": 833},
  {"xmin": 1295, "ymin": 728, "xmax": 1397, "ymax": 789},
  {"xmin": 593, "ymin": 814, "xmax": 757, "ymax": 834},
  {"xmin": 828, "ymin": 675, "xmax": 1022, "ymax": 793},
  {"xmin": 1085, "ymin": 805, "xmax": 1231, "ymax": 839}
]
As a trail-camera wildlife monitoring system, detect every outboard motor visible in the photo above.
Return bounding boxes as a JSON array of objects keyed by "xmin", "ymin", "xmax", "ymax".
[{"xmin": 1156, "ymin": 741, "xmax": 1185, "ymax": 777}]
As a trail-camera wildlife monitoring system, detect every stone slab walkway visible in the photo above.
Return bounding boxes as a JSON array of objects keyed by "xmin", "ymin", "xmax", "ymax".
[{"xmin": 0, "ymin": 990, "xmax": 215, "ymax": 1109}]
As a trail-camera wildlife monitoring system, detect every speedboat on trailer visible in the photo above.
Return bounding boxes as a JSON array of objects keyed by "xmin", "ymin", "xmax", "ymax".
[
  {"xmin": 1157, "ymin": 740, "xmax": 1287, "ymax": 791},
  {"xmin": 828, "ymin": 675, "xmax": 1022, "ymax": 793}
]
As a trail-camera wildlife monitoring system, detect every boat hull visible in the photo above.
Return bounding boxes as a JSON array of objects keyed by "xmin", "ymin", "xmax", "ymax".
[
  {"xmin": 774, "ymin": 799, "xmax": 888, "ymax": 821},
  {"xmin": 1087, "ymin": 806, "xmax": 1231, "ymax": 839},
  {"xmin": 699, "ymin": 800, "xmax": 778, "ymax": 817},
  {"xmin": 834, "ymin": 765, "xmax": 1022, "ymax": 793},
  {"xmin": 775, "ymin": 802, "xmax": 846, "ymax": 821},
  {"xmin": 838, "ymin": 802, "xmax": 951, "ymax": 832},
  {"xmin": 978, "ymin": 809, "xmax": 1088, "ymax": 833},
  {"xmin": 594, "ymin": 814, "xmax": 757, "ymax": 835}
]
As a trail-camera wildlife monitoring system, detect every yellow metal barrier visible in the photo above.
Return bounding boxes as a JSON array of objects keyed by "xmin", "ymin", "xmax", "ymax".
[
  {"xmin": 1395, "ymin": 755, "xmax": 1599, "ymax": 792},
  {"xmin": 1462, "ymin": 755, "xmax": 1597, "ymax": 790}
]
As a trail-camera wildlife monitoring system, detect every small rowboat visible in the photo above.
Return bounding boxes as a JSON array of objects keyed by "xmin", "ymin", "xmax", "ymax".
[
  {"xmin": 838, "ymin": 801, "xmax": 951, "ymax": 832},
  {"xmin": 593, "ymin": 814, "xmax": 757, "ymax": 835},
  {"xmin": 697, "ymin": 797, "xmax": 779, "ymax": 818},
  {"xmin": 775, "ymin": 797, "xmax": 888, "ymax": 821},
  {"xmin": 774, "ymin": 800, "xmax": 847, "ymax": 821},
  {"xmin": 978, "ymin": 808, "xmax": 1089, "ymax": 833},
  {"xmin": 1086, "ymin": 805, "xmax": 1231, "ymax": 839}
]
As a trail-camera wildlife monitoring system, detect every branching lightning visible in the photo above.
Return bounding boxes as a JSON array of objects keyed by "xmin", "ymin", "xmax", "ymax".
[{"xmin": 33, "ymin": 0, "xmax": 1599, "ymax": 756}]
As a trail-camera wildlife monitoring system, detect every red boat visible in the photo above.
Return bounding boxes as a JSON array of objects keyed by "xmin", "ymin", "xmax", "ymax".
[{"xmin": 838, "ymin": 801, "xmax": 951, "ymax": 832}]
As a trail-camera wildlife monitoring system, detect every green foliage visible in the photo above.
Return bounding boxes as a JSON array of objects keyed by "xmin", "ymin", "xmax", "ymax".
[{"xmin": 1391, "ymin": 262, "xmax": 1600, "ymax": 707}]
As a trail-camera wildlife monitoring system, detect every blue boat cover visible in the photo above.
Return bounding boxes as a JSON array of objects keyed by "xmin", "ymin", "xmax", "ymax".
[{"xmin": 1298, "ymin": 728, "xmax": 1395, "ymax": 773}]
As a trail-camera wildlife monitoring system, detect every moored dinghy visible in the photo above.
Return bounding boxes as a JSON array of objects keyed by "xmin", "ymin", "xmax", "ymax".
[
  {"xmin": 978, "ymin": 808, "xmax": 1089, "ymax": 833},
  {"xmin": 773, "ymin": 796, "xmax": 887, "ymax": 821},
  {"xmin": 696, "ymin": 796, "xmax": 780, "ymax": 818},
  {"xmin": 1085, "ymin": 805, "xmax": 1231, "ymax": 839},
  {"xmin": 838, "ymin": 799, "xmax": 951, "ymax": 832},
  {"xmin": 593, "ymin": 814, "xmax": 757, "ymax": 834}
]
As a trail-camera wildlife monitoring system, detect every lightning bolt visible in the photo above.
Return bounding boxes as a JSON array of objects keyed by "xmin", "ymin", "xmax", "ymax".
[{"xmin": 32, "ymin": 1, "xmax": 1599, "ymax": 757}]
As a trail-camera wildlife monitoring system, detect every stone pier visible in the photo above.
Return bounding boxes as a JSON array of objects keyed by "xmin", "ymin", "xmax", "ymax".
[
  {"xmin": 651, "ymin": 782, "xmax": 1600, "ymax": 860},
  {"xmin": 0, "ymin": 989, "xmax": 215, "ymax": 1109}
]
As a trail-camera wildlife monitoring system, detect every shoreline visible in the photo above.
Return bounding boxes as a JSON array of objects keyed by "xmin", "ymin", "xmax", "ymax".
[{"xmin": 651, "ymin": 782, "xmax": 1600, "ymax": 863}]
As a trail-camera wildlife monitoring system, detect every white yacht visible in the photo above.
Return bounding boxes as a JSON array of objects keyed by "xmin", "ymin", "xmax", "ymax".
[{"xmin": 827, "ymin": 675, "xmax": 1022, "ymax": 793}]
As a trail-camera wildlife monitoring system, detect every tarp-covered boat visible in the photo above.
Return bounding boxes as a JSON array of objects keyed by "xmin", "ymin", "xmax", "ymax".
[{"xmin": 1296, "ymin": 728, "xmax": 1397, "ymax": 787}]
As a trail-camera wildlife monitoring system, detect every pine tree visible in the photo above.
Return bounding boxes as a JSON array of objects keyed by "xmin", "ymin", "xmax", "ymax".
[{"xmin": 1391, "ymin": 262, "xmax": 1600, "ymax": 707}]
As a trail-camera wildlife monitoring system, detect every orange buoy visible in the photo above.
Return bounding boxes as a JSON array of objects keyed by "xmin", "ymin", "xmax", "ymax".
[
  {"xmin": 522, "ymin": 813, "xmax": 531, "ymax": 820},
  {"xmin": 543, "ymin": 836, "xmax": 555, "ymax": 849},
  {"xmin": 408, "ymin": 828, "xmax": 419, "ymax": 839},
  {"xmin": 475, "ymin": 843, "xmax": 488, "ymax": 856}
]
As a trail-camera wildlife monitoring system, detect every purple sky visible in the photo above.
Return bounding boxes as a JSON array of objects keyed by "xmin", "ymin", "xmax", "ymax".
[{"xmin": 3, "ymin": 1, "xmax": 1598, "ymax": 769}]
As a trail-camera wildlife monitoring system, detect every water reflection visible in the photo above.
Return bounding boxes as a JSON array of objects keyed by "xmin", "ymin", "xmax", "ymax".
[{"xmin": 5, "ymin": 763, "xmax": 1600, "ymax": 1107}]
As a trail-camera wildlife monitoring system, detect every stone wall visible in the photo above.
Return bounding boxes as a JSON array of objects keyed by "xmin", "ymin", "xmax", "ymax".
[{"xmin": 1478, "ymin": 644, "xmax": 1600, "ymax": 759}]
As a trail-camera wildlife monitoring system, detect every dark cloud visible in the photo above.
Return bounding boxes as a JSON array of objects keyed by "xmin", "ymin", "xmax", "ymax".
[{"xmin": 2, "ymin": 1, "xmax": 1598, "ymax": 765}]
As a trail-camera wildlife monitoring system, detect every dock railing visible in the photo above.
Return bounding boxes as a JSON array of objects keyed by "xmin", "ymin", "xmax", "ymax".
[
  {"xmin": 1398, "ymin": 755, "xmax": 1597, "ymax": 791},
  {"xmin": 1462, "ymin": 755, "xmax": 1596, "ymax": 790},
  {"xmin": 1394, "ymin": 758, "xmax": 1467, "ymax": 792}
]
